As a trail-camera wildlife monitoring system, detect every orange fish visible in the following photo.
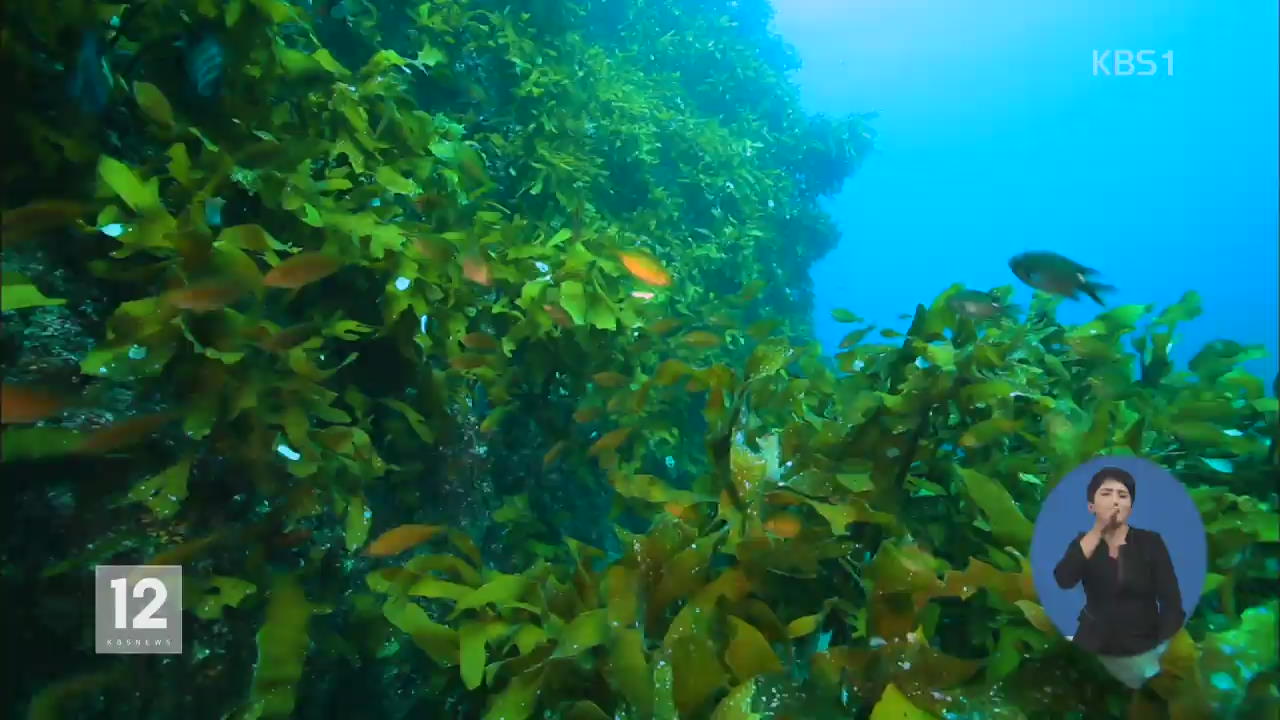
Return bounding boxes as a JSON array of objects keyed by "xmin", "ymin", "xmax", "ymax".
[
  {"xmin": 264, "ymin": 252, "xmax": 343, "ymax": 289},
  {"xmin": 592, "ymin": 371, "xmax": 630, "ymax": 388},
  {"xmin": 411, "ymin": 235, "xmax": 455, "ymax": 263},
  {"xmin": 1, "ymin": 383, "xmax": 68, "ymax": 424},
  {"xmin": 543, "ymin": 303, "xmax": 574, "ymax": 328},
  {"xmin": 737, "ymin": 280, "xmax": 767, "ymax": 303},
  {"xmin": 0, "ymin": 199, "xmax": 92, "ymax": 246},
  {"xmin": 681, "ymin": 330, "xmax": 722, "ymax": 349},
  {"xmin": 77, "ymin": 412, "xmax": 178, "ymax": 454},
  {"xmin": 647, "ymin": 317, "xmax": 682, "ymax": 336},
  {"xmin": 653, "ymin": 359, "xmax": 692, "ymax": 386},
  {"xmin": 162, "ymin": 278, "xmax": 251, "ymax": 312},
  {"xmin": 412, "ymin": 193, "xmax": 447, "ymax": 213},
  {"xmin": 542, "ymin": 440, "xmax": 567, "ymax": 468},
  {"xmin": 664, "ymin": 502, "xmax": 698, "ymax": 522},
  {"xmin": 707, "ymin": 312, "xmax": 739, "ymax": 328},
  {"xmin": 148, "ymin": 531, "xmax": 225, "ymax": 566},
  {"xmin": 273, "ymin": 528, "xmax": 313, "ymax": 549},
  {"xmin": 765, "ymin": 491, "xmax": 806, "ymax": 507},
  {"xmin": 763, "ymin": 513, "xmax": 804, "ymax": 539},
  {"xmin": 631, "ymin": 380, "xmax": 654, "ymax": 413},
  {"xmin": 449, "ymin": 354, "xmax": 491, "ymax": 370},
  {"xmin": 256, "ymin": 322, "xmax": 319, "ymax": 353},
  {"xmin": 461, "ymin": 251, "xmax": 492, "ymax": 286},
  {"xmin": 746, "ymin": 318, "xmax": 783, "ymax": 341},
  {"xmin": 573, "ymin": 405, "xmax": 602, "ymax": 424},
  {"xmin": 364, "ymin": 523, "xmax": 445, "ymax": 557},
  {"xmin": 606, "ymin": 391, "xmax": 634, "ymax": 414},
  {"xmin": 316, "ymin": 426, "xmax": 356, "ymax": 453},
  {"xmin": 588, "ymin": 427, "xmax": 632, "ymax": 456},
  {"xmin": 618, "ymin": 250, "xmax": 672, "ymax": 287},
  {"xmin": 461, "ymin": 331, "xmax": 500, "ymax": 351}
]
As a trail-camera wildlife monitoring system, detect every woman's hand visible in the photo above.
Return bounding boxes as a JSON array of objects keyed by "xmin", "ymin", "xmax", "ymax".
[
  {"xmin": 1092, "ymin": 506, "xmax": 1122, "ymax": 534},
  {"xmin": 1080, "ymin": 507, "xmax": 1121, "ymax": 558}
]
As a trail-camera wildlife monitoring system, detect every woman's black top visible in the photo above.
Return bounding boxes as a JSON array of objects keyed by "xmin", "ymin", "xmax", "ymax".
[{"xmin": 1053, "ymin": 526, "xmax": 1185, "ymax": 657}]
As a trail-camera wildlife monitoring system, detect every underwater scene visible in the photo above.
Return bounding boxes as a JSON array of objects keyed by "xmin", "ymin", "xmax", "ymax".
[{"xmin": 1, "ymin": 1, "xmax": 1276, "ymax": 719}]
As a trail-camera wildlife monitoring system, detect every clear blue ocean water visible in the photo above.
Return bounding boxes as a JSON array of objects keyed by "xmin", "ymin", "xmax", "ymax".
[{"xmin": 773, "ymin": 0, "xmax": 1279, "ymax": 384}]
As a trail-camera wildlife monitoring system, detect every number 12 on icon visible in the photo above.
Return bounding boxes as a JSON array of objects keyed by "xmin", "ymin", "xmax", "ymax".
[
  {"xmin": 95, "ymin": 565, "xmax": 182, "ymax": 654},
  {"xmin": 109, "ymin": 576, "xmax": 169, "ymax": 630}
]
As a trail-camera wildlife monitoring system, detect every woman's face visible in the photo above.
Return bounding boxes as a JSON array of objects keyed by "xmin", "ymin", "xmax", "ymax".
[{"xmin": 1089, "ymin": 478, "xmax": 1133, "ymax": 524}]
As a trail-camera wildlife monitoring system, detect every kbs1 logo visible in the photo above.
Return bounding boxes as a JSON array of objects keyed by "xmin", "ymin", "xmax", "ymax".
[{"xmin": 1092, "ymin": 50, "xmax": 1174, "ymax": 77}]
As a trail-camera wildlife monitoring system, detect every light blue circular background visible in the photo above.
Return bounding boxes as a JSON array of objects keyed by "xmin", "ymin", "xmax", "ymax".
[{"xmin": 1029, "ymin": 455, "xmax": 1208, "ymax": 640}]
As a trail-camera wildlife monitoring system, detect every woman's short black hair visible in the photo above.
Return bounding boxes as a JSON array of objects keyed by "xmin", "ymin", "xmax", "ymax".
[{"xmin": 1087, "ymin": 466, "xmax": 1136, "ymax": 505}]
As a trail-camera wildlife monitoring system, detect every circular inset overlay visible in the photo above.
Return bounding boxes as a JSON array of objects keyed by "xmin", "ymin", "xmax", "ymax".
[{"xmin": 1030, "ymin": 456, "xmax": 1207, "ymax": 659}]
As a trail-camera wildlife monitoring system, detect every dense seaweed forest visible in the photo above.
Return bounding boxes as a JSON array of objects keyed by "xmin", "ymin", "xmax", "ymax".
[{"xmin": 1, "ymin": 1, "xmax": 1276, "ymax": 718}]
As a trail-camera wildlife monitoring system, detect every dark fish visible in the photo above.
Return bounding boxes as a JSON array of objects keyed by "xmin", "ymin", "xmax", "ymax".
[
  {"xmin": 1009, "ymin": 251, "xmax": 1115, "ymax": 305},
  {"xmin": 947, "ymin": 289, "xmax": 1019, "ymax": 320},
  {"xmin": 184, "ymin": 30, "xmax": 224, "ymax": 98},
  {"xmin": 68, "ymin": 30, "xmax": 111, "ymax": 116}
]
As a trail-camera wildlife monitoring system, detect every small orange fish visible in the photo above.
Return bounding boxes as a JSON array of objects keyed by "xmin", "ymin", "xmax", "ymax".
[
  {"xmin": 647, "ymin": 317, "xmax": 682, "ymax": 336},
  {"xmin": 77, "ymin": 412, "xmax": 178, "ymax": 454},
  {"xmin": 681, "ymin": 330, "xmax": 722, "ymax": 349},
  {"xmin": 738, "ymin": 280, "xmax": 766, "ymax": 303},
  {"xmin": 653, "ymin": 359, "xmax": 692, "ymax": 386},
  {"xmin": 543, "ymin": 303, "xmax": 574, "ymax": 328},
  {"xmin": 149, "ymin": 531, "xmax": 224, "ymax": 566},
  {"xmin": 461, "ymin": 331, "xmax": 500, "ymax": 351},
  {"xmin": 592, "ymin": 371, "xmax": 630, "ymax": 388},
  {"xmin": 631, "ymin": 381, "xmax": 654, "ymax": 412},
  {"xmin": 450, "ymin": 354, "xmax": 491, "ymax": 370},
  {"xmin": 0, "ymin": 199, "xmax": 92, "ymax": 246},
  {"xmin": 273, "ymin": 528, "xmax": 313, "ymax": 549},
  {"xmin": 412, "ymin": 193, "xmax": 447, "ymax": 213},
  {"xmin": 316, "ymin": 426, "xmax": 355, "ymax": 453},
  {"xmin": 162, "ymin": 278, "xmax": 251, "ymax": 312},
  {"xmin": 256, "ymin": 322, "xmax": 319, "ymax": 353},
  {"xmin": 1, "ymin": 383, "xmax": 68, "ymax": 424},
  {"xmin": 707, "ymin": 312, "xmax": 739, "ymax": 328},
  {"xmin": 264, "ymin": 252, "xmax": 343, "ymax": 289},
  {"xmin": 364, "ymin": 523, "xmax": 445, "ymax": 557},
  {"xmin": 606, "ymin": 391, "xmax": 634, "ymax": 414},
  {"xmin": 765, "ymin": 491, "xmax": 806, "ymax": 507},
  {"xmin": 763, "ymin": 513, "xmax": 804, "ymax": 539},
  {"xmin": 573, "ymin": 405, "xmax": 603, "ymax": 424},
  {"xmin": 543, "ymin": 440, "xmax": 567, "ymax": 468},
  {"xmin": 664, "ymin": 502, "xmax": 697, "ymax": 522},
  {"xmin": 588, "ymin": 427, "xmax": 633, "ymax": 456},
  {"xmin": 746, "ymin": 318, "xmax": 782, "ymax": 341},
  {"xmin": 618, "ymin": 250, "xmax": 672, "ymax": 287},
  {"xmin": 461, "ymin": 251, "xmax": 492, "ymax": 286},
  {"xmin": 411, "ymin": 235, "xmax": 454, "ymax": 263}
]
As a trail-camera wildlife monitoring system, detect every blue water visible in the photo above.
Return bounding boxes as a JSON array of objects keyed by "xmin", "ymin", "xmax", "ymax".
[{"xmin": 771, "ymin": 0, "xmax": 1279, "ymax": 384}]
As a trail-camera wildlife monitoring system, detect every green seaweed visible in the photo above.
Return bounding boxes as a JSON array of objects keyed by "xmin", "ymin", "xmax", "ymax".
[{"xmin": 0, "ymin": 0, "xmax": 1273, "ymax": 719}]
